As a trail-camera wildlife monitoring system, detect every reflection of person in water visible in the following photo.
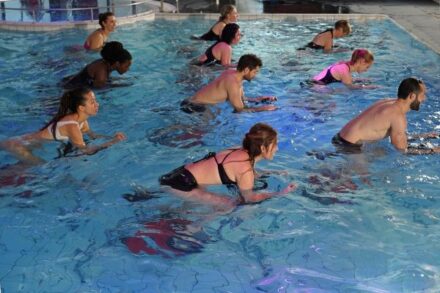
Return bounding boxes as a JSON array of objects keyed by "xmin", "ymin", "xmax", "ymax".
[
  {"xmin": 121, "ymin": 217, "xmax": 210, "ymax": 258},
  {"xmin": 191, "ymin": 4, "xmax": 239, "ymax": 41},
  {"xmin": 0, "ymin": 87, "xmax": 126, "ymax": 165},
  {"xmin": 63, "ymin": 41, "xmax": 132, "ymax": 89},
  {"xmin": 159, "ymin": 123, "xmax": 296, "ymax": 208},
  {"xmin": 84, "ymin": 12, "xmax": 116, "ymax": 51}
]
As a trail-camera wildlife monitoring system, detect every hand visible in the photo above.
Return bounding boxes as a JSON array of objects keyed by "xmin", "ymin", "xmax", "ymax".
[
  {"xmin": 425, "ymin": 132, "xmax": 440, "ymax": 139},
  {"xmin": 260, "ymin": 96, "xmax": 277, "ymax": 102},
  {"xmin": 260, "ymin": 105, "xmax": 277, "ymax": 111},
  {"xmin": 113, "ymin": 132, "xmax": 127, "ymax": 142},
  {"xmin": 281, "ymin": 183, "xmax": 297, "ymax": 195}
]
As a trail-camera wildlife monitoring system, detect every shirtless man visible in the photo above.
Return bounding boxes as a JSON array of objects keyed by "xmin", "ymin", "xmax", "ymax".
[
  {"xmin": 333, "ymin": 78, "xmax": 439, "ymax": 154},
  {"xmin": 181, "ymin": 54, "xmax": 277, "ymax": 113}
]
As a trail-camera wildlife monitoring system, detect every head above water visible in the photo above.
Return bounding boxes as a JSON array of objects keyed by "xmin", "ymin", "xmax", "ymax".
[
  {"xmin": 219, "ymin": 5, "xmax": 237, "ymax": 22},
  {"xmin": 98, "ymin": 12, "xmax": 115, "ymax": 29},
  {"xmin": 101, "ymin": 41, "xmax": 132, "ymax": 73},
  {"xmin": 220, "ymin": 23, "xmax": 240, "ymax": 45},
  {"xmin": 242, "ymin": 123, "xmax": 278, "ymax": 166},
  {"xmin": 334, "ymin": 20, "xmax": 351, "ymax": 35},
  {"xmin": 398, "ymin": 77, "xmax": 426, "ymax": 111},
  {"xmin": 237, "ymin": 54, "xmax": 262, "ymax": 72},
  {"xmin": 41, "ymin": 87, "xmax": 93, "ymax": 134},
  {"xmin": 350, "ymin": 49, "xmax": 374, "ymax": 65}
]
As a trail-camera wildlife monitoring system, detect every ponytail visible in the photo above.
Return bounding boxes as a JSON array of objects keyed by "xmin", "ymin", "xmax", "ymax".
[{"xmin": 41, "ymin": 87, "xmax": 91, "ymax": 139}]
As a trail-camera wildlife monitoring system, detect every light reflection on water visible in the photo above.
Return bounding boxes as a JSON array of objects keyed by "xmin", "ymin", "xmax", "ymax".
[{"xmin": 0, "ymin": 19, "xmax": 439, "ymax": 292}]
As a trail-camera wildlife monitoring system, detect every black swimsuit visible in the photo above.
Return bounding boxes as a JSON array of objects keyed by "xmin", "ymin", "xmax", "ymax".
[
  {"xmin": 197, "ymin": 21, "xmax": 226, "ymax": 41},
  {"xmin": 332, "ymin": 133, "xmax": 362, "ymax": 154},
  {"xmin": 302, "ymin": 28, "xmax": 333, "ymax": 50},
  {"xmin": 199, "ymin": 41, "xmax": 222, "ymax": 66},
  {"xmin": 159, "ymin": 150, "xmax": 239, "ymax": 191},
  {"xmin": 63, "ymin": 59, "xmax": 108, "ymax": 89}
]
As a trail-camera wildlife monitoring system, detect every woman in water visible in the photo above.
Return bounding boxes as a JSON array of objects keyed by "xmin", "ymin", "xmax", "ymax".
[
  {"xmin": 299, "ymin": 20, "xmax": 351, "ymax": 52},
  {"xmin": 159, "ymin": 123, "xmax": 296, "ymax": 208},
  {"xmin": 192, "ymin": 5, "xmax": 239, "ymax": 41},
  {"xmin": 63, "ymin": 41, "xmax": 132, "ymax": 89},
  {"xmin": 0, "ymin": 87, "xmax": 126, "ymax": 165},
  {"xmin": 84, "ymin": 12, "xmax": 117, "ymax": 51},
  {"xmin": 196, "ymin": 23, "xmax": 241, "ymax": 67},
  {"xmin": 312, "ymin": 48, "xmax": 376, "ymax": 89}
]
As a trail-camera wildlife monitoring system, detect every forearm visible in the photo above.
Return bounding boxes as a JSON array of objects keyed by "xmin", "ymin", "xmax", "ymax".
[{"xmin": 408, "ymin": 132, "xmax": 439, "ymax": 141}]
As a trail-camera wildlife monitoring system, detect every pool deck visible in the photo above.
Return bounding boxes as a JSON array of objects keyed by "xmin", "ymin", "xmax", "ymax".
[{"xmin": 346, "ymin": 1, "xmax": 440, "ymax": 54}]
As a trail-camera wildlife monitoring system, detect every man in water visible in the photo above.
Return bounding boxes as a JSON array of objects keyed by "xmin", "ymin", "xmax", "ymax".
[
  {"xmin": 333, "ymin": 77, "xmax": 439, "ymax": 154},
  {"xmin": 181, "ymin": 54, "xmax": 277, "ymax": 113}
]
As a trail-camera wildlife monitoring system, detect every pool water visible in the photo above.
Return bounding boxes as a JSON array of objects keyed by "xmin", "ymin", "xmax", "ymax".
[{"xmin": 0, "ymin": 18, "xmax": 439, "ymax": 292}]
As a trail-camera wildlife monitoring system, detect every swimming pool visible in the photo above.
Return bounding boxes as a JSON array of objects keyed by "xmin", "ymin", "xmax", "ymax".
[{"xmin": 0, "ymin": 17, "xmax": 439, "ymax": 292}]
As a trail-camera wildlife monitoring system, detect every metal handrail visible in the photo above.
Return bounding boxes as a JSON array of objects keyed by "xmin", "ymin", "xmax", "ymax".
[
  {"xmin": 0, "ymin": 1, "xmax": 151, "ymax": 12},
  {"xmin": 0, "ymin": 0, "xmax": 157, "ymax": 23}
]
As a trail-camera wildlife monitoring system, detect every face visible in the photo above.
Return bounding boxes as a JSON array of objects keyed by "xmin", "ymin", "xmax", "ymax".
[
  {"xmin": 261, "ymin": 140, "xmax": 278, "ymax": 160},
  {"xmin": 231, "ymin": 29, "xmax": 241, "ymax": 45},
  {"xmin": 116, "ymin": 60, "xmax": 132, "ymax": 74},
  {"xmin": 357, "ymin": 59, "xmax": 372, "ymax": 73},
  {"xmin": 228, "ymin": 8, "xmax": 238, "ymax": 22},
  {"xmin": 243, "ymin": 66, "xmax": 260, "ymax": 81},
  {"xmin": 410, "ymin": 83, "xmax": 426, "ymax": 111},
  {"xmin": 103, "ymin": 15, "xmax": 117, "ymax": 32},
  {"xmin": 80, "ymin": 91, "xmax": 99, "ymax": 116}
]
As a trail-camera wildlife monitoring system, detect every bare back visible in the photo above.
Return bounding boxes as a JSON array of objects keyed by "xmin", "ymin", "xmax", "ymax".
[
  {"xmin": 185, "ymin": 148, "xmax": 253, "ymax": 188},
  {"xmin": 190, "ymin": 69, "xmax": 243, "ymax": 107},
  {"xmin": 340, "ymin": 99, "xmax": 407, "ymax": 146}
]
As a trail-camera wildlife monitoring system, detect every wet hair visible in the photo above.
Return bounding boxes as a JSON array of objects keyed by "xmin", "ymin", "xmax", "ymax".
[
  {"xmin": 99, "ymin": 12, "xmax": 114, "ymax": 28},
  {"xmin": 101, "ymin": 41, "xmax": 132, "ymax": 65},
  {"xmin": 397, "ymin": 78, "xmax": 424, "ymax": 99},
  {"xmin": 335, "ymin": 20, "xmax": 351, "ymax": 34},
  {"xmin": 237, "ymin": 54, "xmax": 262, "ymax": 72},
  {"xmin": 219, "ymin": 5, "xmax": 236, "ymax": 21},
  {"xmin": 220, "ymin": 23, "xmax": 240, "ymax": 45},
  {"xmin": 41, "ymin": 87, "xmax": 92, "ymax": 140},
  {"xmin": 242, "ymin": 123, "xmax": 277, "ymax": 167},
  {"xmin": 350, "ymin": 49, "xmax": 374, "ymax": 65}
]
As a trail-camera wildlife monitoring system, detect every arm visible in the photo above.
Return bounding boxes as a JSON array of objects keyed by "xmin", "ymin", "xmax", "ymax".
[
  {"xmin": 245, "ymin": 96, "xmax": 277, "ymax": 103},
  {"xmin": 66, "ymin": 123, "xmax": 126, "ymax": 155},
  {"xmin": 81, "ymin": 121, "xmax": 112, "ymax": 140},
  {"xmin": 87, "ymin": 32, "xmax": 104, "ymax": 51},
  {"xmin": 238, "ymin": 171, "xmax": 296, "ymax": 204},
  {"xmin": 323, "ymin": 36, "xmax": 333, "ymax": 53},
  {"xmin": 389, "ymin": 115, "xmax": 408, "ymax": 151},
  {"xmin": 91, "ymin": 64, "xmax": 109, "ymax": 88},
  {"xmin": 220, "ymin": 45, "xmax": 232, "ymax": 67},
  {"xmin": 406, "ymin": 146, "xmax": 440, "ymax": 155},
  {"xmin": 408, "ymin": 131, "xmax": 439, "ymax": 141}
]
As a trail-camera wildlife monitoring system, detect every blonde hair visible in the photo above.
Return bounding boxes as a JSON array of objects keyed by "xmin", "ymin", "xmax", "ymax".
[
  {"xmin": 219, "ymin": 5, "xmax": 236, "ymax": 21},
  {"xmin": 350, "ymin": 49, "xmax": 374, "ymax": 65},
  {"xmin": 335, "ymin": 20, "xmax": 351, "ymax": 34}
]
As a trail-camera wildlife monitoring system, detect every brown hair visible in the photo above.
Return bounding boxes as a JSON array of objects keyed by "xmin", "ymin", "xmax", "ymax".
[
  {"xmin": 335, "ymin": 20, "xmax": 351, "ymax": 34},
  {"xmin": 350, "ymin": 49, "xmax": 374, "ymax": 65},
  {"xmin": 242, "ymin": 123, "xmax": 277, "ymax": 167}
]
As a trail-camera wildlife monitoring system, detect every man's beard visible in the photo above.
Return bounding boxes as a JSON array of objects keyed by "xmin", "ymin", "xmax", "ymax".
[{"xmin": 410, "ymin": 99, "xmax": 420, "ymax": 111}]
